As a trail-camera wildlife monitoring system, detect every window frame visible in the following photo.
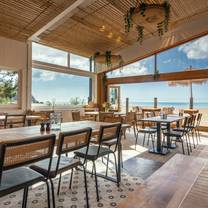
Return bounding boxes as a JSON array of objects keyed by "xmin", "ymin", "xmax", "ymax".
[{"xmin": 0, "ymin": 67, "xmax": 22, "ymax": 110}]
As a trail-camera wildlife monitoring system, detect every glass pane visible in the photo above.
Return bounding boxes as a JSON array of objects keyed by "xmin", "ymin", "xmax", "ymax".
[
  {"xmin": 0, "ymin": 70, "xmax": 18, "ymax": 105},
  {"xmin": 32, "ymin": 68, "xmax": 89, "ymax": 106},
  {"xmin": 70, "ymin": 53, "xmax": 90, "ymax": 71},
  {"xmin": 117, "ymin": 80, "xmax": 208, "ymax": 126},
  {"xmin": 106, "ymin": 56, "xmax": 154, "ymax": 78},
  {"xmin": 157, "ymin": 35, "xmax": 208, "ymax": 73},
  {"xmin": 32, "ymin": 42, "xmax": 68, "ymax": 66}
]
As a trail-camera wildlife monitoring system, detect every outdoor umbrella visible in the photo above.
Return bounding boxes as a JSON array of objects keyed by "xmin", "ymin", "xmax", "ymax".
[{"xmin": 168, "ymin": 66, "xmax": 207, "ymax": 109}]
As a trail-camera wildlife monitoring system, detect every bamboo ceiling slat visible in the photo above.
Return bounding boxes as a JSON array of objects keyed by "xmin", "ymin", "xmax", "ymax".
[
  {"xmin": 0, "ymin": 0, "xmax": 76, "ymax": 41},
  {"xmin": 0, "ymin": 0, "xmax": 207, "ymax": 61}
]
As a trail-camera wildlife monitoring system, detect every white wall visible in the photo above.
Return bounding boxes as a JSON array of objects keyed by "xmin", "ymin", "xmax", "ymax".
[{"xmin": 0, "ymin": 36, "xmax": 28, "ymax": 111}]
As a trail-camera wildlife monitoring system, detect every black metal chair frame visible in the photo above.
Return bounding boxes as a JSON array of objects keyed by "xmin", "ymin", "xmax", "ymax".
[
  {"xmin": 74, "ymin": 123, "xmax": 122, "ymax": 202},
  {"xmin": 134, "ymin": 122, "xmax": 157, "ymax": 150},
  {"xmin": 30, "ymin": 128, "xmax": 92, "ymax": 208},
  {"xmin": 0, "ymin": 134, "xmax": 56, "ymax": 208},
  {"xmin": 163, "ymin": 117, "xmax": 191, "ymax": 155}
]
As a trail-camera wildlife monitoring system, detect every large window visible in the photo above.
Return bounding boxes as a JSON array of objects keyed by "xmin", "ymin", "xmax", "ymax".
[
  {"xmin": 32, "ymin": 68, "xmax": 90, "ymax": 106},
  {"xmin": 117, "ymin": 80, "xmax": 208, "ymax": 126},
  {"xmin": 157, "ymin": 35, "xmax": 208, "ymax": 73},
  {"xmin": 106, "ymin": 56, "xmax": 154, "ymax": 78},
  {"xmin": 32, "ymin": 42, "xmax": 68, "ymax": 67},
  {"xmin": 70, "ymin": 53, "xmax": 90, "ymax": 71},
  {"xmin": 0, "ymin": 69, "xmax": 19, "ymax": 106}
]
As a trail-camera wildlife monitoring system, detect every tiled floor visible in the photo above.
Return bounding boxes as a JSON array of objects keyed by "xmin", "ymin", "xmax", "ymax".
[{"xmin": 1, "ymin": 129, "xmax": 208, "ymax": 208}]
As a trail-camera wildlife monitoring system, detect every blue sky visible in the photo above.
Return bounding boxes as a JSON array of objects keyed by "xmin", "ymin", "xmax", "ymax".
[{"xmin": 32, "ymin": 35, "xmax": 208, "ymax": 104}]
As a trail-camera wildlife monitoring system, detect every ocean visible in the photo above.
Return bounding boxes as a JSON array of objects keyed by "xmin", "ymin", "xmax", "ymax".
[{"xmin": 121, "ymin": 101, "xmax": 208, "ymax": 109}]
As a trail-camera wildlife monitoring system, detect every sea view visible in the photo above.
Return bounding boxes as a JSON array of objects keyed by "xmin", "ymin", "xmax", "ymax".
[{"xmin": 125, "ymin": 101, "xmax": 208, "ymax": 109}]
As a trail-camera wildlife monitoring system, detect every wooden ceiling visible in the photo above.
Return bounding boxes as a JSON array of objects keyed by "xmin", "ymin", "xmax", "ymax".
[
  {"xmin": 0, "ymin": 0, "xmax": 208, "ymax": 58},
  {"xmin": 38, "ymin": 0, "xmax": 208, "ymax": 57},
  {"xmin": 0, "ymin": 0, "xmax": 76, "ymax": 41}
]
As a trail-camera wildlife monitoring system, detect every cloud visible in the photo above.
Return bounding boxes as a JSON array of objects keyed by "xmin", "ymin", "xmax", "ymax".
[
  {"xmin": 32, "ymin": 43, "xmax": 68, "ymax": 66},
  {"xmin": 32, "ymin": 69, "xmax": 57, "ymax": 81},
  {"xmin": 70, "ymin": 54, "xmax": 90, "ymax": 70},
  {"xmin": 179, "ymin": 35, "xmax": 208, "ymax": 60},
  {"xmin": 109, "ymin": 61, "xmax": 148, "ymax": 77}
]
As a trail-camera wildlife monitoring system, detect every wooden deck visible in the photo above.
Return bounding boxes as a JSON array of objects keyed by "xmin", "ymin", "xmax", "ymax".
[{"xmin": 118, "ymin": 154, "xmax": 208, "ymax": 208}]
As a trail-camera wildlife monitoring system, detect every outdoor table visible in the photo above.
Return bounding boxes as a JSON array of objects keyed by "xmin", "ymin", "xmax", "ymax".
[
  {"xmin": 0, "ymin": 121, "xmax": 128, "ymax": 185},
  {"xmin": 84, "ymin": 111, "xmax": 126, "ymax": 121},
  {"xmin": 140, "ymin": 115, "xmax": 188, "ymax": 155},
  {"xmin": 0, "ymin": 115, "xmax": 41, "ymax": 126},
  {"xmin": 184, "ymin": 109, "xmax": 199, "ymax": 115}
]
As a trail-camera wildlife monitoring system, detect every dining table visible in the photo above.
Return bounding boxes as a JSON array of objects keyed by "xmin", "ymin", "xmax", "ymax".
[
  {"xmin": 140, "ymin": 114, "xmax": 189, "ymax": 155},
  {"xmin": 84, "ymin": 111, "xmax": 127, "ymax": 121},
  {"xmin": 0, "ymin": 115, "xmax": 41, "ymax": 126},
  {"xmin": 0, "ymin": 120, "xmax": 129, "ymax": 184}
]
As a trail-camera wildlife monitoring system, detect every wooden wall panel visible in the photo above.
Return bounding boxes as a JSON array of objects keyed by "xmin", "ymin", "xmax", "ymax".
[{"xmin": 106, "ymin": 69, "xmax": 208, "ymax": 85}]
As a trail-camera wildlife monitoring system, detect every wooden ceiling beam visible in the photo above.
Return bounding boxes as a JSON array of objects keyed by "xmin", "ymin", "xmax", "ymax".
[
  {"xmin": 28, "ymin": 0, "xmax": 95, "ymax": 41},
  {"xmin": 106, "ymin": 69, "xmax": 208, "ymax": 85}
]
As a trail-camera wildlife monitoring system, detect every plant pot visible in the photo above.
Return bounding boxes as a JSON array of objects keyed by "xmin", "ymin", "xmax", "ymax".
[
  {"xmin": 132, "ymin": 6, "xmax": 164, "ymax": 28},
  {"xmin": 95, "ymin": 55, "xmax": 122, "ymax": 65}
]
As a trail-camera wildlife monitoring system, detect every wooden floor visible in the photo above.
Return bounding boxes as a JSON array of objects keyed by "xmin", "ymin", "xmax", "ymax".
[
  {"xmin": 119, "ymin": 130, "xmax": 208, "ymax": 208},
  {"xmin": 118, "ymin": 154, "xmax": 207, "ymax": 208}
]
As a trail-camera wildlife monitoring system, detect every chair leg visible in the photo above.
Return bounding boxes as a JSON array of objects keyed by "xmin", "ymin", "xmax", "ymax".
[
  {"xmin": 135, "ymin": 132, "xmax": 139, "ymax": 149},
  {"xmin": 49, "ymin": 179, "xmax": 56, "ymax": 208},
  {"xmin": 187, "ymin": 134, "xmax": 192, "ymax": 152},
  {"xmin": 150, "ymin": 134, "xmax": 155, "ymax": 152},
  {"xmin": 69, "ymin": 168, "xmax": 74, "ymax": 189},
  {"xmin": 22, "ymin": 186, "xmax": 28, "ymax": 208},
  {"xmin": 142, "ymin": 133, "xmax": 146, "ymax": 146},
  {"xmin": 93, "ymin": 161, "xmax": 99, "ymax": 202},
  {"xmin": 185, "ymin": 135, "xmax": 190, "ymax": 155},
  {"xmin": 133, "ymin": 125, "xmax": 137, "ymax": 139},
  {"xmin": 46, "ymin": 180, "xmax": 51, "ymax": 208},
  {"xmin": 57, "ymin": 173, "xmax": 62, "ymax": 195},
  {"xmin": 194, "ymin": 128, "xmax": 199, "ymax": 145},
  {"xmin": 112, "ymin": 152, "xmax": 119, "ymax": 187},
  {"xmin": 147, "ymin": 133, "xmax": 150, "ymax": 146},
  {"xmin": 105, "ymin": 153, "xmax": 110, "ymax": 177},
  {"xmin": 197, "ymin": 129, "xmax": 201, "ymax": 141},
  {"xmin": 181, "ymin": 140, "xmax": 185, "ymax": 155},
  {"xmin": 191, "ymin": 130, "xmax": 196, "ymax": 148},
  {"xmin": 83, "ymin": 167, "xmax": 89, "ymax": 208}
]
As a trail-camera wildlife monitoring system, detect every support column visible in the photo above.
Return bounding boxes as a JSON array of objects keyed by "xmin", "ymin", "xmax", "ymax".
[{"xmin": 97, "ymin": 73, "xmax": 107, "ymax": 110}]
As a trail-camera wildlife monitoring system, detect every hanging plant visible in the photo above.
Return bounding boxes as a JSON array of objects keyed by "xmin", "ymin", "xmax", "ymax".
[
  {"xmin": 93, "ymin": 51, "xmax": 123, "ymax": 68},
  {"xmin": 124, "ymin": 1, "xmax": 170, "ymax": 44}
]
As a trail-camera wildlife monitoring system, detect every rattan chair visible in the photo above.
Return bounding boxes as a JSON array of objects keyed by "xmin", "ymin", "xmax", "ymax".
[
  {"xmin": 123, "ymin": 112, "xmax": 137, "ymax": 139},
  {"xmin": 99, "ymin": 112, "xmax": 114, "ymax": 122},
  {"xmin": 4, "ymin": 113, "xmax": 26, "ymax": 128},
  {"xmin": 74, "ymin": 123, "xmax": 122, "ymax": 202},
  {"xmin": 0, "ymin": 134, "xmax": 56, "ymax": 208},
  {"xmin": 72, "ymin": 111, "xmax": 94, "ymax": 121},
  {"xmin": 30, "ymin": 128, "xmax": 92, "ymax": 208}
]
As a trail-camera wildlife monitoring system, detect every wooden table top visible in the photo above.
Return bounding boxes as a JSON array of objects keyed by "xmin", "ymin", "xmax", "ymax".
[
  {"xmin": 0, "ymin": 121, "xmax": 128, "ymax": 143},
  {"xmin": 118, "ymin": 154, "xmax": 207, "ymax": 208},
  {"xmin": 141, "ymin": 107, "xmax": 161, "ymax": 112},
  {"xmin": 184, "ymin": 109, "xmax": 199, "ymax": 114}
]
